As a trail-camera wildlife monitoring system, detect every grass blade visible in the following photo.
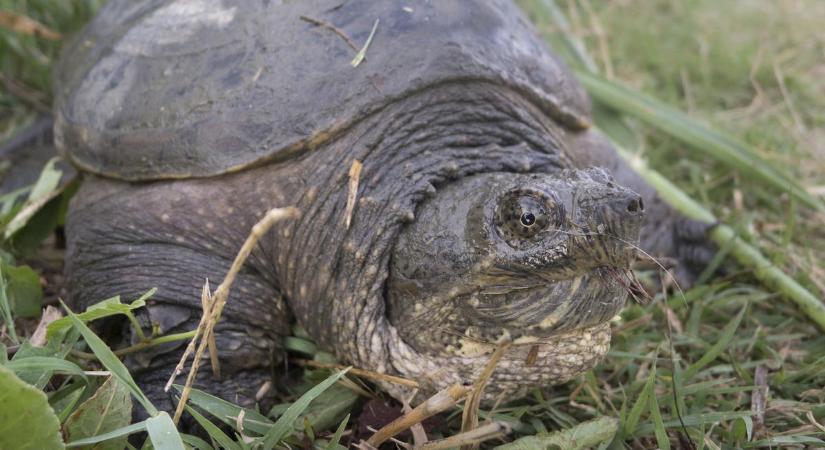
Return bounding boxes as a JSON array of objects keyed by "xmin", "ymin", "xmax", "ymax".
[
  {"xmin": 575, "ymin": 71, "xmax": 824, "ymax": 213},
  {"xmin": 172, "ymin": 384, "xmax": 273, "ymax": 435},
  {"xmin": 3, "ymin": 156, "xmax": 64, "ymax": 239},
  {"xmin": 624, "ymin": 364, "xmax": 656, "ymax": 437},
  {"xmin": 0, "ymin": 268, "xmax": 18, "ymax": 343},
  {"xmin": 683, "ymin": 305, "xmax": 747, "ymax": 380},
  {"xmin": 5, "ymin": 356, "xmax": 88, "ymax": 380},
  {"xmin": 51, "ymin": 380, "xmax": 88, "ymax": 423},
  {"xmin": 324, "ymin": 414, "xmax": 350, "ymax": 450},
  {"xmin": 283, "ymin": 336, "xmax": 318, "ymax": 356},
  {"xmin": 180, "ymin": 433, "xmax": 215, "ymax": 450},
  {"xmin": 635, "ymin": 411, "xmax": 756, "ymax": 434},
  {"xmin": 745, "ymin": 435, "xmax": 825, "ymax": 447},
  {"xmin": 648, "ymin": 384, "xmax": 671, "ymax": 450},
  {"xmin": 146, "ymin": 412, "xmax": 186, "ymax": 450},
  {"xmin": 65, "ymin": 421, "xmax": 148, "ymax": 447},
  {"xmin": 350, "ymin": 18, "xmax": 379, "ymax": 67},
  {"xmin": 619, "ymin": 149, "xmax": 825, "ymax": 331},
  {"xmin": 528, "ymin": 0, "xmax": 825, "ymax": 331},
  {"xmin": 260, "ymin": 368, "xmax": 350, "ymax": 449},
  {"xmin": 60, "ymin": 300, "xmax": 158, "ymax": 416},
  {"xmin": 517, "ymin": 0, "xmax": 598, "ymax": 73},
  {"xmin": 185, "ymin": 405, "xmax": 241, "ymax": 450}
]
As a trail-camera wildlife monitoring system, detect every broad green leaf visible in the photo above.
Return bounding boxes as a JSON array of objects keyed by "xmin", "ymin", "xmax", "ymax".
[
  {"xmin": 495, "ymin": 416, "xmax": 618, "ymax": 450},
  {"xmin": 185, "ymin": 405, "xmax": 241, "ymax": 450},
  {"xmin": 259, "ymin": 368, "xmax": 350, "ymax": 449},
  {"xmin": 0, "ymin": 364, "xmax": 64, "ymax": 450},
  {"xmin": 283, "ymin": 336, "xmax": 317, "ymax": 356},
  {"xmin": 0, "ymin": 248, "xmax": 12, "ymax": 265},
  {"xmin": 732, "ymin": 416, "xmax": 754, "ymax": 443},
  {"xmin": 4, "ymin": 156, "xmax": 64, "ymax": 239},
  {"xmin": 146, "ymin": 412, "xmax": 186, "ymax": 450},
  {"xmin": 314, "ymin": 351, "xmax": 337, "ymax": 364},
  {"xmin": 1, "ymin": 263, "xmax": 42, "ymax": 317},
  {"xmin": 66, "ymin": 421, "xmax": 148, "ymax": 448},
  {"xmin": 0, "ymin": 185, "xmax": 31, "ymax": 216},
  {"xmin": 8, "ymin": 194, "xmax": 65, "ymax": 255},
  {"xmin": 292, "ymin": 323, "xmax": 312, "ymax": 340},
  {"xmin": 298, "ymin": 383, "xmax": 359, "ymax": 433},
  {"xmin": 28, "ymin": 157, "xmax": 64, "ymax": 200},
  {"xmin": 60, "ymin": 300, "xmax": 158, "ymax": 416},
  {"xmin": 64, "ymin": 377, "xmax": 133, "ymax": 450},
  {"xmin": 173, "ymin": 385, "xmax": 273, "ymax": 435},
  {"xmin": 48, "ymin": 290, "xmax": 154, "ymax": 339}
]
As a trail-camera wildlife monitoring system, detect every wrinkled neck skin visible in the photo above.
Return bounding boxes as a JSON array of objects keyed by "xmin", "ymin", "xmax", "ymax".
[{"xmin": 269, "ymin": 81, "xmax": 621, "ymax": 400}]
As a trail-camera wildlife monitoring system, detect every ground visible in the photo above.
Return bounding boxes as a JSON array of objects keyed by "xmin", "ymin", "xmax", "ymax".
[{"xmin": 0, "ymin": 0, "xmax": 824, "ymax": 449}]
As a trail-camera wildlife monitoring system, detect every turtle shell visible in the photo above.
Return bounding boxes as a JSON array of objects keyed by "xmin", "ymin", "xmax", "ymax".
[{"xmin": 54, "ymin": 0, "xmax": 590, "ymax": 180}]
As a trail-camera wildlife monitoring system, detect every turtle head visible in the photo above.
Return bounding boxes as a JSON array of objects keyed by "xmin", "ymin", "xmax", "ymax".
[{"xmin": 387, "ymin": 167, "xmax": 644, "ymax": 356}]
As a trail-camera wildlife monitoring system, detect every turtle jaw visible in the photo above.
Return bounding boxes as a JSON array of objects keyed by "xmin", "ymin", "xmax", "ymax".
[
  {"xmin": 450, "ymin": 264, "xmax": 633, "ymax": 343},
  {"xmin": 381, "ymin": 268, "xmax": 627, "ymax": 403},
  {"xmin": 382, "ymin": 320, "xmax": 614, "ymax": 405}
]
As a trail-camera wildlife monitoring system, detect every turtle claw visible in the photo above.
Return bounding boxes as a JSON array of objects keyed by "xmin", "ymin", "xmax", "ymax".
[
  {"xmin": 674, "ymin": 216, "xmax": 716, "ymax": 242},
  {"xmin": 670, "ymin": 218, "xmax": 719, "ymax": 289}
]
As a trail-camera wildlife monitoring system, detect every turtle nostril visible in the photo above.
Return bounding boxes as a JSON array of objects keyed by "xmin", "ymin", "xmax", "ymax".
[{"xmin": 627, "ymin": 197, "xmax": 643, "ymax": 213}]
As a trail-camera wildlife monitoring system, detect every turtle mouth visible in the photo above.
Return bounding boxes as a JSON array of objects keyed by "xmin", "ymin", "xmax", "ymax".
[
  {"xmin": 595, "ymin": 265, "xmax": 649, "ymax": 305},
  {"xmin": 450, "ymin": 263, "xmax": 633, "ymax": 341}
]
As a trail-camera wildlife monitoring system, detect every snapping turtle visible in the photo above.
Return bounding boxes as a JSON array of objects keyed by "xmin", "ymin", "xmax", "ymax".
[{"xmin": 48, "ymin": 0, "xmax": 710, "ymax": 411}]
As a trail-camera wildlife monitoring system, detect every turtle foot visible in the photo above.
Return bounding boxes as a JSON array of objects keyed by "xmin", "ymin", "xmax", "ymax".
[{"xmin": 669, "ymin": 218, "xmax": 719, "ymax": 289}]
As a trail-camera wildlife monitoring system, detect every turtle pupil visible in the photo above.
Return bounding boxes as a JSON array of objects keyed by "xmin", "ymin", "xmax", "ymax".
[{"xmin": 520, "ymin": 212, "xmax": 536, "ymax": 226}]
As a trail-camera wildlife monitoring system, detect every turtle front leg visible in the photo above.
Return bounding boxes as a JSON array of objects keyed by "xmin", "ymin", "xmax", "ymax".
[{"xmin": 64, "ymin": 176, "xmax": 291, "ymax": 421}]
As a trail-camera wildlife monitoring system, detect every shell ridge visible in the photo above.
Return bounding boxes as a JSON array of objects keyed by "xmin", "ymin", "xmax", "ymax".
[{"xmin": 56, "ymin": 0, "xmax": 590, "ymax": 180}]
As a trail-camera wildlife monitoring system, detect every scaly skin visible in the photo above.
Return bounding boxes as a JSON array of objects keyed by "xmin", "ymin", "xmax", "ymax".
[{"xmin": 64, "ymin": 83, "xmax": 708, "ymax": 411}]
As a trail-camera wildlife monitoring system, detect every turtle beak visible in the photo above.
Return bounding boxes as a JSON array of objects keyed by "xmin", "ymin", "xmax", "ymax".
[{"xmin": 570, "ymin": 186, "xmax": 645, "ymax": 269}]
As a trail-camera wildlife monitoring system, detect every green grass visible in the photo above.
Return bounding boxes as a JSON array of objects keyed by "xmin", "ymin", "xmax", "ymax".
[
  {"xmin": 539, "ymin": 0, "xmax": 825, "ymax": 281},
  {"xmin": 0, "ymin": 0, "xmax": 101, "ymax": 138},
  {"xmin": 1, "ymin": 0, "xmax": 825, "ymax": 449}
]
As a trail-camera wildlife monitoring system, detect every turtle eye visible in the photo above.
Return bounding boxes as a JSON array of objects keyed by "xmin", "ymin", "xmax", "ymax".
[
  {"xmin": 495, "ymin": 191, "xmax": 559, "ymax": 247},
  {"xmin": 520, "ymin": 212, "xmax": 536, "ymax": 227}
]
